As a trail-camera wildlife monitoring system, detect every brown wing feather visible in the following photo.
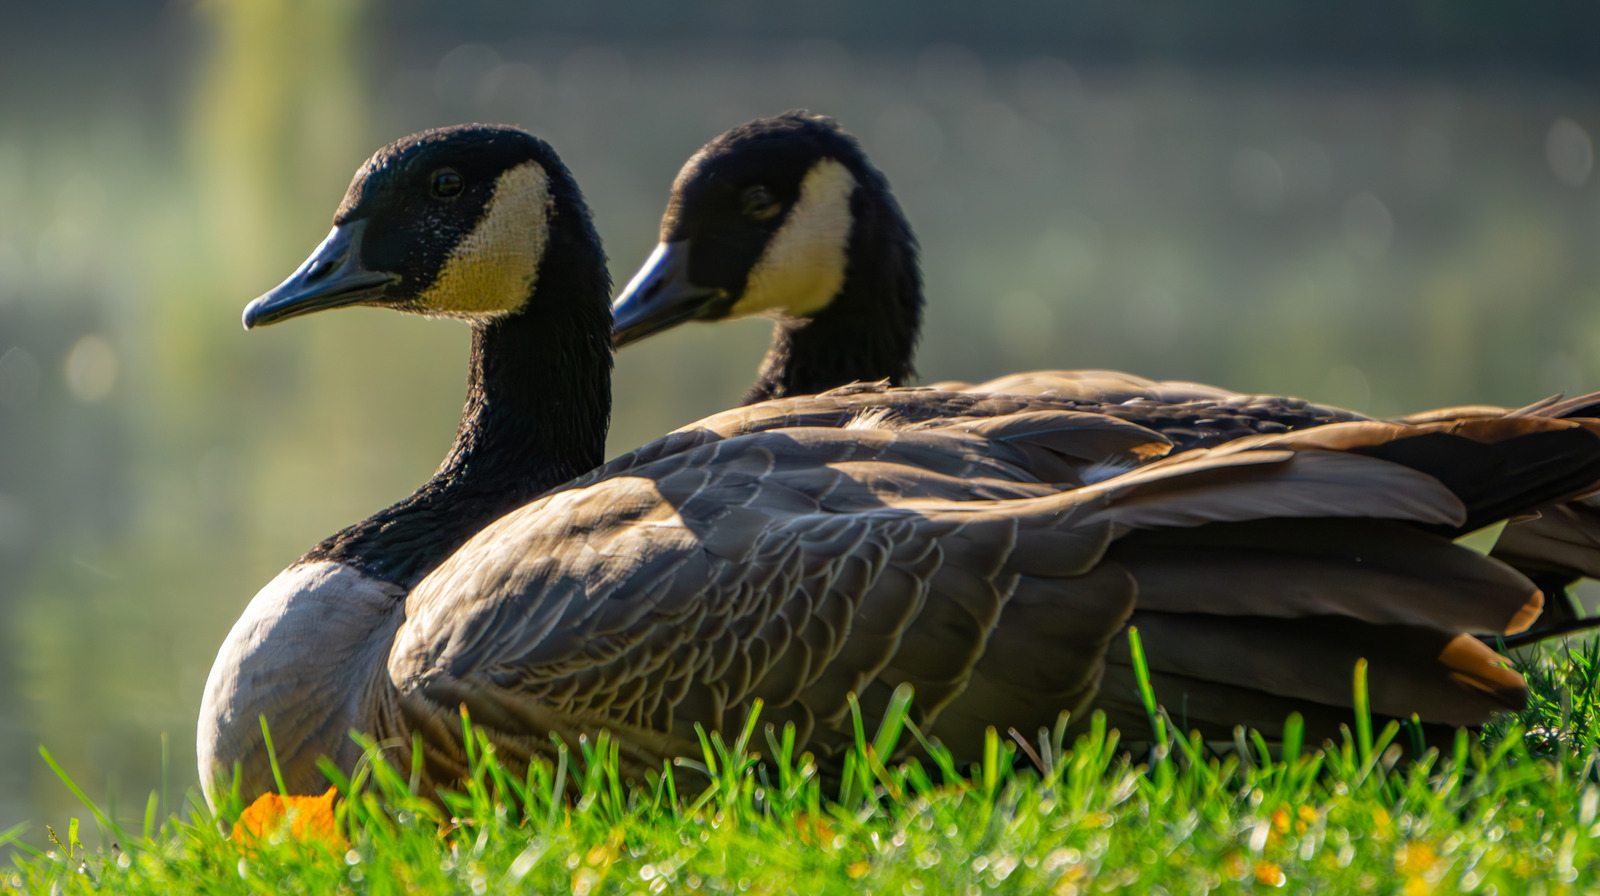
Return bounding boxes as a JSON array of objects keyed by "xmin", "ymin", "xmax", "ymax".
[
  {"xmin": 381, "ymin": 398, "xmax": 1600, "ymax": 788},
  {"xmin": 931, "ymin": 376, "xmax": 1600, "ymax": 631}
]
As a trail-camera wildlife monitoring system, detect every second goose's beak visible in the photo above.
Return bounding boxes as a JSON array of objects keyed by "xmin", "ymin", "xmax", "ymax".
[
  {"xmin": 611, "ymin": 241, "xmax": 729, "ymax": 347},
  {"xmin": 243, "ymin": 220, "xmax": 400, "ymax": 330}
]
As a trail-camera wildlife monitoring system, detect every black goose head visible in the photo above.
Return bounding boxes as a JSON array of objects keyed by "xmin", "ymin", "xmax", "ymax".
[
  {"xmin": 612, "ymin": 111, "xmax": 908, "ymax": 347},
  {"xmin": 244, "ymin": 124, "xmax": 592, "ymax": 329}
]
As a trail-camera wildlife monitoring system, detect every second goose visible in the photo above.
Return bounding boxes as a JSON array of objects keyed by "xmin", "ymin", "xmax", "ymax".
[{"xmin": 610, "ymin": 111, "xmax": 1600, "ymax": 631}]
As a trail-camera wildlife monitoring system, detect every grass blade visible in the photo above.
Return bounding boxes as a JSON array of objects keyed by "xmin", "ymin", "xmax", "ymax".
[
  {"xmin": 259, "ymin": 715, "xmax": 290, "ymax": 797},
  {"xmin": 1127, "ymin": 626, "xmax": 1169, "ymax": 755},
  {"xmin": 1352, "ymin": 658, "xmax": 1374, "ymax": 765},
  {"xmin": 38, "ymin": 747, "xmax": 130, "ymax": 847}
]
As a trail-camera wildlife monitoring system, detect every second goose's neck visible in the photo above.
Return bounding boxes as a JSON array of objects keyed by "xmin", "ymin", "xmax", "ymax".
[
  {"xmin": 744, "ymin": 187, "xmax": 923, "ymax": 404},
  {"xmin": 306, "ymin": 267, "xmax": 613, "ymax": 587}
]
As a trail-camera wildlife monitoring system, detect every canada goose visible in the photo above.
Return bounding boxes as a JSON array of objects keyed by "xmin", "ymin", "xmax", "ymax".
[
  {"xmin": 610, "ymin": 111, "xmax": 1600, "ymax": 630},
  {"xmin": 199, "ymin": 125, "xmax": 613, "ymax": 804},
  {"xmin": 202, "ymin": 123, "xmax": 1600, "ymax": 806}
]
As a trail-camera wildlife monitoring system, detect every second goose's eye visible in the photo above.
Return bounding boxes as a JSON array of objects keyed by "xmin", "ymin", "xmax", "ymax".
[
  {"xmin": 740, "ymin": 185, "xmax": 781, "ymax": 220},
  {"xmin": 431, "ymin": 169, "xmax": 464, "ymax": 198}
]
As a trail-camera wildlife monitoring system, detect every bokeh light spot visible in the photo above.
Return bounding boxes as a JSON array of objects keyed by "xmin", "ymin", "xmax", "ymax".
[
  {"xmin": 1546, "ymin": 117, "xmax": 1594, "ymax": 188},
  {"xmin": 64, "ymin": 333, "xmax": 118, "ymax": 403}
]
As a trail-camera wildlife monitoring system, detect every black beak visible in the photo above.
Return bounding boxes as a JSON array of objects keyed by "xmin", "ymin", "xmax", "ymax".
[
  {"xmin": 242, "ymin": 220, "xmax": 400, "ymax": 329},
  {"xmin": 611, "ymin": 240, "xmax": 729, "ymax": 348}
]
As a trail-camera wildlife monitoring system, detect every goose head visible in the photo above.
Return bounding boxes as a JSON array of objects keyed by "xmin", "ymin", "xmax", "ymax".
[
  {"xmin": 611, "ymin": 113, "xmax": 922, "ymax": 394},
  {"xmin": 235, "ymin": 123, "xmax": 614, "ymax": 555},
  {"xmin": 245, "ymin": 123, "xmax": 605, "ymax": 330}
]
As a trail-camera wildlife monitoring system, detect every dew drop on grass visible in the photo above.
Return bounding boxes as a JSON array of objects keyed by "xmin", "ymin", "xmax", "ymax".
[
  {"xmin": 1043, "ymin": 847, "xmax": 1080, "ymax": 872},
  {"xmin": 506, "ymin": 844, "xmax": 541, "ymax": 882},
  {"xmin": 1249, "ymin": 819, "xmax": 1271, "ymax": 853},
  {"xmin": 991, "ymin": 855, "xmax": 1019, "ymax": 881}
]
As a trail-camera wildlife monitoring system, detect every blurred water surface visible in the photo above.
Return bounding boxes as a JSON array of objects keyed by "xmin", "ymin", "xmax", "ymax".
[{"xmin": 1, "ymin": 0, "xmax": 1597, "ymax": 839}]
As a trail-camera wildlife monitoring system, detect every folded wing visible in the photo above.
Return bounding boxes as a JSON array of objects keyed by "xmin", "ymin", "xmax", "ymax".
[{"xmin": 388, "ymin": 396, "xmax": 1600, "ymax": 783}]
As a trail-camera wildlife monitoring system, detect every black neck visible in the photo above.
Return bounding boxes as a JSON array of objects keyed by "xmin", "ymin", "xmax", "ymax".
[
  {"xmin": 304, "ymin": 248, "xmax": 613, "ymax": 587},
  {"xmin": 743, "ymin": 179, "xmax": 923, "ymax": 405}
]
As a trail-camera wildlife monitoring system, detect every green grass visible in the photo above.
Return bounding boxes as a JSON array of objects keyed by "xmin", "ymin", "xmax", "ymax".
[{"xmin": 8, "ymin": 633, "xmax": 1600, "ymax": 895}]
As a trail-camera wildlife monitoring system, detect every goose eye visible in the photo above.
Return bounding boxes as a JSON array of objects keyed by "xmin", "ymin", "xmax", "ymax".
[
  {"xmin": 740, "ymin": 185, "xmax": 780, "ymax": 220},
  {"xmin": 431, "ymin": 169, "xmax": 464, "ymax": 198}
]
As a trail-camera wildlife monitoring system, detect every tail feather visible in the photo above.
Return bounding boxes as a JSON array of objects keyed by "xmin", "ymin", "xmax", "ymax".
[
  {"xmin": 1103, "ymin": 614, "xmax": 1525, "ymax": 729},
  {"xmin": 1022, "ymin": 415, "xmax": 1591, "ymax": 736},
  {"xmin": 1491, "ymin": 499, "xmax": 1600, "ymax": 626},
  {"xmin": 1350, "ymin": 423, "xmax": 1600, "ymax": 532},
  {"xmin": 1112, "ymin": 519, "xmax": 1542, "ymax": 635}
]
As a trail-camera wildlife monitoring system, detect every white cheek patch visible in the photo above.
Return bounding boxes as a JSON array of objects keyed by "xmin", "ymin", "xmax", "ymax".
[
  {"xmin": 417, "ymin": 162, "xmax": 553, "ymax": 320},
  {"xmin": 731, "ymin": 158, "xmax": 856, "ymax": 320}
]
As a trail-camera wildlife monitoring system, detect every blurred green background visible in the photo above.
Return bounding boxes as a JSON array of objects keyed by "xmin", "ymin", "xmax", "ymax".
[{"xmin": 1, "ymin": 0, "xmax": 1598, "ymax": 839}]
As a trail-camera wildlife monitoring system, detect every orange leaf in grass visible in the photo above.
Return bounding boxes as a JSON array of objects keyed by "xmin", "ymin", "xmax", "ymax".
[{"xmin": 232, "ymin": 787, "xmax": 343, "ymax": 847}]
